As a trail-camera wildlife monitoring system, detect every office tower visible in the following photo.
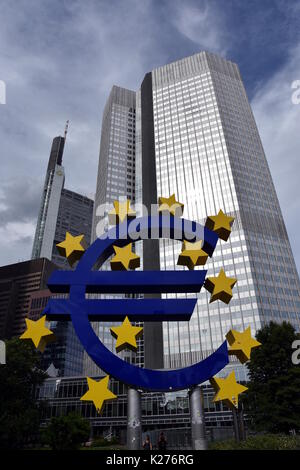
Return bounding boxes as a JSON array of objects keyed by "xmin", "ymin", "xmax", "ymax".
[
  {"xmin": 92, "ymin": 86, "xmax": 136, "ymax": 240},
  {"xmin": 92, "ymin": 53, "xmax": 300, "ymax": 376},
  {"xmin": 32, "ymin": 128, "xmax": 94, "ymax": 269},
  {"xmin": 136, "ymin": 51, "xmax": 300, "ymax": 369},
  {"xmin": 85, "ymin": 86, "xmax": 140, "ymax": 376},
  {"xmin": 31, "ymin": 136, "xmax": 65, "ymax": 261},
  {"xmin": 0, "ymin": 258, "xmax": 56, "ymax": 339},
  {"xmin": 31, "ymin": 130, "xmax": 94, "ymax": 376}
]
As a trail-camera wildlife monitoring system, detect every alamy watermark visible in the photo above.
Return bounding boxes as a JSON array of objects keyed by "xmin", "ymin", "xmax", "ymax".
[
  {"xmin": 0, "ymin": 80, "xmax": 6, "ymax": 104},
  {"xmin": 94, "ymin": 200, "xmax": 205, "ymax": 242},
  {"xmin": 0, "ymin": 340, "xmax": 6, "ymax": 365},
  {"xmin": 292, "ymin": 340, "xmax": 300, "ymax": 365},
  {"xmin": 291, "ymin": 80, "xmax": 300, "ymax": 104}
]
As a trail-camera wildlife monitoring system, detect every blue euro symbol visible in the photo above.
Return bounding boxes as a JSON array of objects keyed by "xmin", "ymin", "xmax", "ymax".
[{"xmin": 45, "ymin": 215, "xmax": 229, "ymax": 391}]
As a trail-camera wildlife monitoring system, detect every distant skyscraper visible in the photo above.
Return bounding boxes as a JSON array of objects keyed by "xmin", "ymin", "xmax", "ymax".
[
  {"xmin": 136, "ymin": 52, "xmax": 300, "ymax": 369},
  {"xmin": 32, "ymin": 136, "xmax": 65, "ymax": 261},
  {"xmin": 31, "ymin": 128, "xmax": 94, "ymax": 376},
  {"xmin": 92, "ymin": 86, "xmax": 136, "ymax": 240},
  {"xmin": 85, "ymin": 86, "xmax": 141, "ymax": 376},
  {"xmin": 92, "ymin": 52, "xmax": 300, "ymax": 376},
  {"xmin": 32, "ymin": 128, "xmax": 94, "ymax": 268}
]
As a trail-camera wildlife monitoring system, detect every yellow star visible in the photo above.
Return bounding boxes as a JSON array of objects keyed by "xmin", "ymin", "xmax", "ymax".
[
  {"xmin": 226, "ymin": 327, "xmax": 261, "ymax": 364},
  {"xmin": 205, "ymin": 210, "xmax": 234, "ymax": 241},
  {"xmin": 210, "ymin": 371, "xmax": 248, "ymax": 409},
  {"xmin": 80, "ymin": 376, "xmax": 117, "ymax": 414},
  {"xmin": 19, "ymin": 315, "xmax": 55, "ymax": 352},
  {"xmin": 177, "ymin": 240, "xmax": 209, "ymax": 270},
  {"xmin": 205, "ymin": 268, "xmax": 237, "ymax": 304},
  {"xmin": 110, "ymin": 244, "xmax": 140, "ymax": 271},
  {"xmin": 56, "ymin": 232, "xmax": 85, "ymax": 267},
  {"xmin": 158, "ymin": 194, "xmax": 184, "ymax": 217},
  {"xmin": 108, "ymin": 199, "xmax": 136, "ymax": 225},
  {"xmin": 110, "ymin": 316, "xmax": 143, "ymax": 353}
]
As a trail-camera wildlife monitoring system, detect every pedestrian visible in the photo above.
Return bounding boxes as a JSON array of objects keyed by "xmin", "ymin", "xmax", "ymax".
[
  {"xmin": 143, "ymin": 434, "xmax": 152, "ymax": 450},
  {"xmin": 157, "ymin": 431, "xmax": 167, "ymax": 451}
]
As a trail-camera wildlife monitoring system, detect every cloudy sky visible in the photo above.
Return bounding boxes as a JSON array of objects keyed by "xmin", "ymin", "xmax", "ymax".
[{"xmin": 0, "ymin": 0, "xmax": 299, "ymax": 273}]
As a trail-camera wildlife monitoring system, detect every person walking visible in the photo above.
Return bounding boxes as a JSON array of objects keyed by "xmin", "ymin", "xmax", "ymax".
[
  {"xmin": 157, "ymin": 431, "xmax": 167, "ymax": 451},
  {"xmin": 143, "ymin": 434, "xmax": 152, "ymax": 450}
]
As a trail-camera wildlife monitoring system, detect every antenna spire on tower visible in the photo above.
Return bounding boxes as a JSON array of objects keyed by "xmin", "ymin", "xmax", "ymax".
[{"xmin": 64, "ymin": 120, "xmax": 69, "ymax": 140}]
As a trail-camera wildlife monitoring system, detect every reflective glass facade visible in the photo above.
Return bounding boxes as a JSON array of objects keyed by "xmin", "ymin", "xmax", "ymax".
[
  {"xmin": 36, "ymin": 375, "xmax": 237, "ymax": 442},
  {"xmin": 83, "ymin": 52, "xmax": 300, "ymax": 430},
  {"xmin": 137, "ymin": 52, "xmax": 300, "ymax": 369},
  {"xmin": 86, "ymin": 86, "xmax": 143, "ymax": 376}
]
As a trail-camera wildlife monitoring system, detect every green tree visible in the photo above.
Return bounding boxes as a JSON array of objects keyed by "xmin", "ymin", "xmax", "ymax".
[
  {"xmin": 43, "ymin": 413, "xmax": 90, "ymax": 450},
  {"xmin": 245, "ymin": 321, "xmax": 300, "ymax": 433},
  {"xmin": 0, "ymin": 337, "xmax": 47, "ymax": 449}
]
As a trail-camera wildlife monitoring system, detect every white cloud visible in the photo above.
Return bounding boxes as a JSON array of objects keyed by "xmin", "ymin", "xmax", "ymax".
[
  {"xmin": 251, "ymin": 44, "xmax": 300, "ymax": 273},
  {"xmin": 0, "ymin": 221, "xmax": 36, "ymax": 243},
  {"xmin": 171, "ymin": 0, "xmax": 228, "ymax": 55},
  {"xmin": 0, "ymin": 221, "xmax": 35, "ymax": 265}
]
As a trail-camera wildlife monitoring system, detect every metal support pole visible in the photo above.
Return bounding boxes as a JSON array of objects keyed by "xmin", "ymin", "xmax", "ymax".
[
  {"xmin": 189, "ymin": 386, "xmax": 207, "ymax": 450},
  {"xmin": 127, "ymin": 387, "xmax": 142, "ymax": 450},
  {"xmin": 237, "ymin": 404, "xmax": 246, "ymax": 441},
  {"xmin": 232, "ymin": 407, "xmax": 240, "ymax": 443}
]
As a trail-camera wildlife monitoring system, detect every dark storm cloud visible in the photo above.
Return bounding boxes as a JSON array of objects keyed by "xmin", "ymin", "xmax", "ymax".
[{"xmin": 0, "ymin": 0, "xmax": 299, "ymax": 272}]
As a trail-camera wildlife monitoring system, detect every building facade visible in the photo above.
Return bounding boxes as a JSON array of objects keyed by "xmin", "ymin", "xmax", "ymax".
[
  {"xmin": 85, "ymin": 86, "xmax": 141, "ymax": 376},
  {"xmin": 30, "ymin": 131, "xmax": 94, "ymax": 376},
  {"xmin": 29, "ymin": 289, "xmax": 84, "ymax": 376},
  {"xmin": 32, "ymin": 133, "xmax": 94, "ymax": 269},
  {"xmin": 31, "ymin": 136, "xmax": 65, "ymax": 261},
  {"xmin": 91, "ymin": 52, "xmax": 300, "ymax": 375},
  {"xmin": 52, "ymin": 188, "xmax": 94, "ymax": 269},
  {"xmin": 36, "ymin": 368, "xmax": 248, "ymax": 445},
  {"xmin": 136, "ymin": 52, "xmax": 300, "ymax": 369},
  {"xmin": 0, "ymin": 258, "xmax": 56, "ymax": 339}
]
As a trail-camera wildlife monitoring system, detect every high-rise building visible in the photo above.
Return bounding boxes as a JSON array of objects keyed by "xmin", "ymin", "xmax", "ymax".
[
  {"xmin": 92, "ymin": 52, "xmax": 300, "ymax": 375},
  {"xmin": 0, "ymin": 258, "xmax": 56, "ymax": 339},
  {"xmin": 32, "ymin": 129, "xmax": 94, "ymax": 268},
  {"xmin": 31, "ymin": 136, "xmax": 66, "ymax": 261},
  {"xmin": 92, "ymin": 86, "xmax": 136, "ymax": 239},
  {"xmin": 135, "ymin": 52, "xmax": 300, "ymax": 369},
  {"xmin": 85, "ymin": 86, "xmax": 141, "ymax": 376},
  {"xmin": 31, "ymin": 129, "xmax": 94, "ymax": 376}
]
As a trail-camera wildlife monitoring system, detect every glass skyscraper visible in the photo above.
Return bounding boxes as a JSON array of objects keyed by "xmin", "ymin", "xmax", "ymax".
[
  {"xmin": 136, "ymin": 51, "xmax": 300, "ymax": 369},
  {"xmin": 36, "ymin": 51, "xmax": 300, "ymax": 439},
  {"xmin": 85, "ymin": 86, "xmax": 142, "ymax": 376},
  {"xmin": 92, "ymin": 51, "xmax": 300, "ymax": 374}
]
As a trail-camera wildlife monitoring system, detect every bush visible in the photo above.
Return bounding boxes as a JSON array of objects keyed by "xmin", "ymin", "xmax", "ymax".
[
  {"xmin": 91, "ymin": 435, "xmax": 119, "ymax": 448},
  {"xmin": 43, "ymin": 413, "xmax": 90, "ymax": 451},
  {"xmin": 209, "ymin": 434, "xmax": 300, "ymax": 450}
]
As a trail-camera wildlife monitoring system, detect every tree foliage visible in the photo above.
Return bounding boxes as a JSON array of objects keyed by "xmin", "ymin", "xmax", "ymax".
[
  {"xmin": 0, "ymin": 337, "xmax": 47, "ymax": 449},
  {"xmin": 43, "ymin": 413, "xmax": 90, "ymax": 450},
  {"xmin": 245, "ymin": 321, "xmax": 300, "ymax": 433}
]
